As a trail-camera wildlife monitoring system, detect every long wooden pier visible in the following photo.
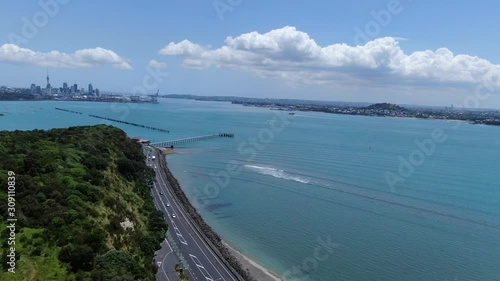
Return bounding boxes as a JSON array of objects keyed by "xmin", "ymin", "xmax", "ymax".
[{"xmin": 150, "ymin": 133, "xmax": 234, "ymax": 147}]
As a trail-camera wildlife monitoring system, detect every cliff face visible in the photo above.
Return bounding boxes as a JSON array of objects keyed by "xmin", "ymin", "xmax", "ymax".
[{"xmin": 0, "ymin": 125, "xmax": 167, "ymax": 281}]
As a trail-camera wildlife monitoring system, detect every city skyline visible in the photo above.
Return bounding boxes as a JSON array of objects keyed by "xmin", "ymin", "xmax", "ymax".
[
  {"xmin": 29, "ymin": 72, "xmax": 100, "ymax": 96},
  {"xmin": 1, "ymin": 1, "xmax": 500, "ymax": 107}
]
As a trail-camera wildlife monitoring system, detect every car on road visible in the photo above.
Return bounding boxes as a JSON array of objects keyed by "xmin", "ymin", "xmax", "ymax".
[
  {"xmin": 171, "ymin": 213, "xmax": 176, "ymax": 218},
  {"xmin": 166, "ymin": 202, "xmax": 170, "ymax": 207},
  {"xmin": 160, "ymin": 191, "xmax": 163, "ymax": 195}
]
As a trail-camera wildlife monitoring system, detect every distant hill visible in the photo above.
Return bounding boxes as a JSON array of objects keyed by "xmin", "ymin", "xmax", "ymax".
[
  {"xmin": 364, "ymin": 103, "xmax": 407, "ymax": 111},
  {"xmin": 0, "ymin": 91, "xmax": 35, "ymax": 101},
  {"xmin": 0, "ymin": 125, "xmax": 167, "ymax": 281}
]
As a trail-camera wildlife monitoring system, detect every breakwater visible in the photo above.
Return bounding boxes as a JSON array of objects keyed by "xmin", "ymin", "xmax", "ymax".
[{"xmin": 55, "ymin": 107, "xmax": 169, "ymax": 133}]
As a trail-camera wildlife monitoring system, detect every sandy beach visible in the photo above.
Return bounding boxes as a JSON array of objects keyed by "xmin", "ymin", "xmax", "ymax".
[
  {"xmin": 223, "ymin": 242, "xmax": 282, "ymax": 281},
  {"xmin": 158, "ymin": 147, "xmax": 177, "ymax": 154}
]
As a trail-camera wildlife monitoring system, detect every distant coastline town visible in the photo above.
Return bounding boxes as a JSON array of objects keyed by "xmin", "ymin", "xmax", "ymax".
[
  {"xmin": 164, "ymin": 94, "xmax": 500, "ymax": 127},
  {"xmin": 1, "ymin": 81, "xmax": 500, "ymax": 126}
]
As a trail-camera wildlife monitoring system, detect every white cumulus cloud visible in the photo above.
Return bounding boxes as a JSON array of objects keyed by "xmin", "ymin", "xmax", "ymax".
[
  {"xmin": 159, "ymin": 40, "xmax": 205, "ymax": 56},
  {"xmin": 158, "ymin": 26, "xmax": 500, "ymax": 90},
  {"xmin": 0, "ymin": 44, "xmax": 132, "ymax": 70},
  {"xmin": 148, "ymin": 59, "xmax": 167, "ymax": 69}
]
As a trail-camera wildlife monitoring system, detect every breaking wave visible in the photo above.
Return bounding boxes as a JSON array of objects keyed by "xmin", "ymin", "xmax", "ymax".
[{"xmin": 244, "ymin": 164, "xmax": 311, "ymax": 184}]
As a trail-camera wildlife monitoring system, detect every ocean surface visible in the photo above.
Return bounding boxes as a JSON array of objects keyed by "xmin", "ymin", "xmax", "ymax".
[{"xmin": 2, "ymin": 99, "xmax": 500, "ymax": 281}]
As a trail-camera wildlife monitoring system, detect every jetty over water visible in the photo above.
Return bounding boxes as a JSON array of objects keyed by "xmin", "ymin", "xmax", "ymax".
[
  {"xmin": 55, "ymin": 107, "xmax": 234, "ymax": 146},
  {"xmin": 150, "ymin": 133, "xmax": 234, "ymax": 147}
]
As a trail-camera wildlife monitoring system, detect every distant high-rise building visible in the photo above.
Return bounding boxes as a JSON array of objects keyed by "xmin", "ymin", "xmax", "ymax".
[
  {"xmin": 46, "ymin": 72, "xmax": 52, "ymax": 95},
  {"xmin": 30, "ymin": 84, "xmax": 37, "ymax": 95},
  {"xmin": 95, "ymin": 88, "xmax": 100, "ymax": 97},
  {"xmin": 72, "ymin": 84, "xmax": 78, "ymax": 94},
  {"xmin": 63, "ymin": 82, "xmax": 69, "ymax": 95},
  {"xmin": 36, "ymin": 86, "xmax": 42, "ymax": 95},
  {"xmin": 88, "ymin": 83, "xmax": 94, "ymax": 96}
]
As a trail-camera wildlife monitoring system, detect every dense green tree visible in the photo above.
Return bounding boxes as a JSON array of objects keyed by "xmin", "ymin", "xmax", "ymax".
[
  {"xmin": 92, "ymin": 250, "xmax": 139, "ymax": 281},
  {"xmin": 0, "ymin": 125, "xmax": 167, "ymax": 280},
  {"xmin": 59, "ymin": 244, "xmax": 95, "ymax": 272},
  {"xmin": 139, "ymin": 233, "xmax": 159, "ymax": 256}
]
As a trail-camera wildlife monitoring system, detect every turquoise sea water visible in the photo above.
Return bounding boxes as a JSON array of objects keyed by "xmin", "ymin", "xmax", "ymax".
[{"xmin": 2, "ymin": 99, "xmax": 500, "ymax": 281}]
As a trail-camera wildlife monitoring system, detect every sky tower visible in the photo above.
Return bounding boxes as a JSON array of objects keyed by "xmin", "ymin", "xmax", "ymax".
[{"xmin": 46, "ymin": 71, "xmax": 52, "ymax": 95}]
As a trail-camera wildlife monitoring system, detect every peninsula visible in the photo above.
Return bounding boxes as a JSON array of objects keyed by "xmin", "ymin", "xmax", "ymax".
[{"xmin": 163, "ymin": 95, "xmax": 500, "ymax": 126}]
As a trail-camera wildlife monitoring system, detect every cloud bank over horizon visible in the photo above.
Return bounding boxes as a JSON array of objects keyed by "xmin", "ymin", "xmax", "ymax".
[
  {"xmin": 0, "ymin": 44, "xmax": 133, "ymax": 70},
  {"xmin": 159, "ymin": 26, "xmax": 499, "ymax": 91}
]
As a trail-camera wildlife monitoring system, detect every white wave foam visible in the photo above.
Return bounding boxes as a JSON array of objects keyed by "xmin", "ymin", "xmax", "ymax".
[{"xmin": 244, "ymin": 165, "xmax": 310, "ymax": 184}]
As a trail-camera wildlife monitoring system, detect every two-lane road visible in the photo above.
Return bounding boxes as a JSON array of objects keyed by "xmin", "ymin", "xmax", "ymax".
[{"xmin": 145, "ymin": 146, "xmax": 241, "ymax": 281}]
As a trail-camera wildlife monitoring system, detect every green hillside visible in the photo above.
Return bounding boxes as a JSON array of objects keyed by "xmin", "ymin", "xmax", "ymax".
[{"xmin": 0, "ymin": 125, "xmax": 167, "ymax": 281}]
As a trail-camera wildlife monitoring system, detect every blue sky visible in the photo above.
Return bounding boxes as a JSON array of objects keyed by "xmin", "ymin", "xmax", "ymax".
[{"xmin": 1, "ymin": 0, "xmax": 500, "ymax": 107}]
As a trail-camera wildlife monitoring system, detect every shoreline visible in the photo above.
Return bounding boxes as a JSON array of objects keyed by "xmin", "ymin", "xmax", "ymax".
[
  {"xmin": 160, "ymin": 153, "xmax": 282, "ymax": 281},
  {"xmin": 159, "ymin": 153, "xmax": 255, "ymax": 280},
  {"xmin": 224, "ymin": 242, "xmax": 282, "ymax": 281}
]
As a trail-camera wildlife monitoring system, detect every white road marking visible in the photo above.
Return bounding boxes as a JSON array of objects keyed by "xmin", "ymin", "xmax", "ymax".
[
  {"xmin": 159, "ymin": 238, "xmax": 174, "ymax": 281},
  {"xmin": 164, "ymin": 238, "xmax": 173, "ymax": 252},
  {"xmin": 153, "ymin": 151, "xmax": 234, "ymax": 280},
  {"xmin": 190, "ymin": 254, "xmax": 214, "ymax": 281},
  {"xmin": 156, "ymin": 189, "xmax": 188, "ymax": 245},
  {"xmin": 156, "ymin": 170, "xmax": 234, "ymax": 280}
]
